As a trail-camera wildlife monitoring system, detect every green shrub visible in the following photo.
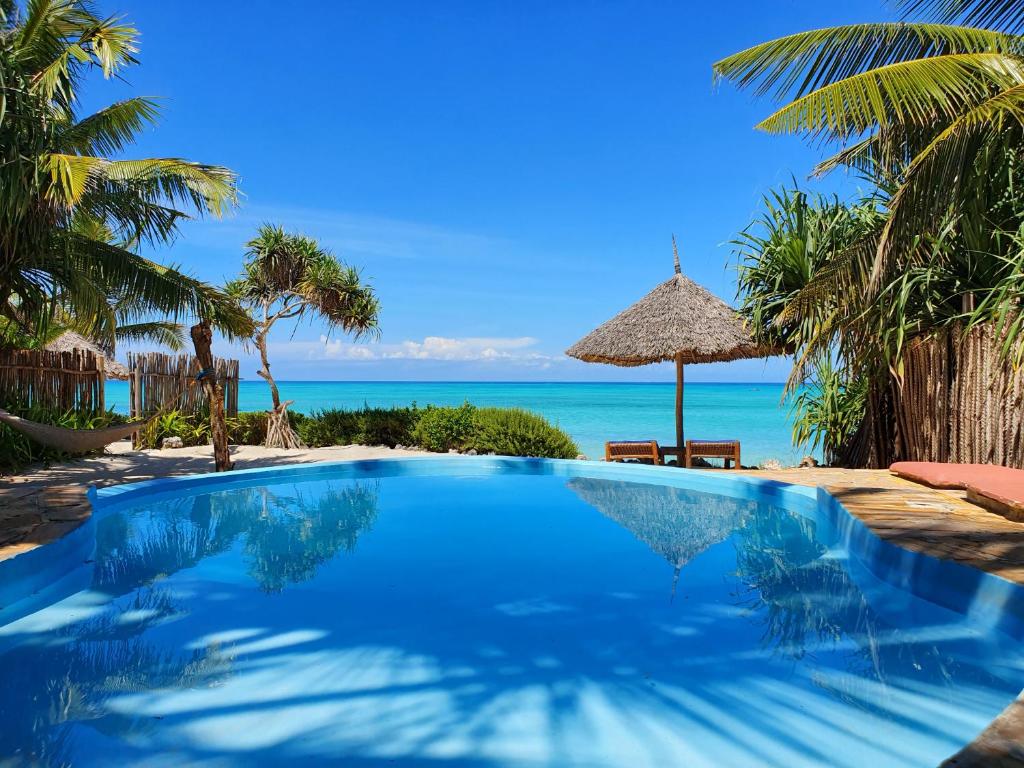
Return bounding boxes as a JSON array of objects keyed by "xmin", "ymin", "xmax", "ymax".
[
  {"xmin": 298, "ymin": 408, "xmax": 363, "ymax": 447},
  {"xmin": 0, "ymin": 406, "xmax": 128, "ymax": 472},
  {"xmin": 411, "ymin": 403, "xmax": 477, "ymax": 452},
  {"xmin": 227, "ymin": 411, "xmax": 270, "ymax": 445},
  {"xmin": 358, "ymin": 406, "xmax": 419, "ymax": 447},
  {"xmin": 297, "ymin": 406, "xmax": 418, "ymax": 448},
  {"xmin": 140, "ymin": 409, "xmax": 210, "ymax": 449},
  {"xmin": 468, "ymin": 407, "xmax": 578, "ymax": 459}
]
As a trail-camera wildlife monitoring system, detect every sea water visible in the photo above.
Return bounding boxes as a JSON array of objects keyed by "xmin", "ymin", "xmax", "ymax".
[{"xmin": 105, "ymin": 381, "xmax": 804, "ymax": 466}]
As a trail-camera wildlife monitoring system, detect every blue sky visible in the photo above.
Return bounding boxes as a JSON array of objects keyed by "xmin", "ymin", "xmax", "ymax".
[{"xmin": 94, "ymin": 0, "xmax": 892, "ymax": 382}]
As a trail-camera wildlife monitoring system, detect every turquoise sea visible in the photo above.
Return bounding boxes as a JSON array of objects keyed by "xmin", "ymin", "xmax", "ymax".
[{"xmin": 104, "ymin": 381, "xmax": 804, "ymax": 466}]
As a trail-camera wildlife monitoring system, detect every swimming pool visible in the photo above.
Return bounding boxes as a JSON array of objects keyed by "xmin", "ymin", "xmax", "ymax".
[{"xmin": 1, "ymin": 458, "xmax": 1022, "ymax": 767}]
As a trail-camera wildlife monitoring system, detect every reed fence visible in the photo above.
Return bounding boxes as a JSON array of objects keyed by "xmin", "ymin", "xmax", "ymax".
[
  {"xmin": 0, "ymin": 348, "xmax": 106, "ymax": 412},
  {"xmin": 126, "ymin": 352, "xmax": 239, "ymax": 421},
  {"xmin": 897, "ymin": 323, "xmax": 1024, "ymax": 468}
]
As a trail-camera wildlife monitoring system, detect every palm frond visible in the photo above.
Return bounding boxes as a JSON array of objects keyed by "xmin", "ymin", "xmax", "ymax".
[
  {"xmin": 60, "ymin": 97, "xmax": 161, "ymax": 156},
  {"xmin": 114, "ymin": 320, "xmax": 186, "ymax": 351},
  {"xmin": 873, "ymin": 82, "xmax": 1024, "ymax": 286},
  {"xmin": 713, "ymin": 22, "xmax": 1019, "ymax": 101},
  {"xmin": 894, "ymin": 0, "xmax": 1024, "ymax": 34},
  {"xmin": 757, "ymin": 52, "xmax": 1024, "ymax": 139}
]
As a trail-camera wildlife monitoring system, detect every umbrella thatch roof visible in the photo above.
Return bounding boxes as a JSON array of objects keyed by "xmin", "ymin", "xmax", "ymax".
[
  {"xmin": 45, "ymin": 332, "xmax": 130, "ymax": 380},
  {"xmin": 566, "ymin": 248, "xmax": 774, "ymax": 366}
]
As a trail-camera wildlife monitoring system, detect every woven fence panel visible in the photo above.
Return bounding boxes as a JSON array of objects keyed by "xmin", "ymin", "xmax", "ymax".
[
  {"xmin": 0, "ymin": 348, "xmax": 102, "ymax": 412},
  {"xmin": 897, "ymin": 324, "xmax": 1023, "ymax": 468},
  {"xmin": 950, "ymin": 324, "xmax": 1024, "ymax": 467},
  {"xmin": 898, "ymin": 333, "xmax": 951, "ymax": 464},
  {"xmin": 127, "ymin": 352, "xmax": 239, "ymax": 419}
]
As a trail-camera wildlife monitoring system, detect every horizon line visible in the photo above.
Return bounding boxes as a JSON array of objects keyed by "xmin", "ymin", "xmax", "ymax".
[{"xmin": 129, "ymin": 379, "xmax": 791, "ymax": 386}]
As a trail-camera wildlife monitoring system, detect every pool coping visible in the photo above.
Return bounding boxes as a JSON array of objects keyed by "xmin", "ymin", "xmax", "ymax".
[{"xmin": 4, "ymin": 456, "xmax": 1024, "ymax": 766}]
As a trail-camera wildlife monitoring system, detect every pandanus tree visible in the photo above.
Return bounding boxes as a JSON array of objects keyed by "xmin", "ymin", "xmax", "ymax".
[
  {"xmin": 0, "ymin": 0, "xmax": 251, "ymax": 348},
  {"xmin": 228, "ymin": 225, "xmax": 380, "ymax": 448}
]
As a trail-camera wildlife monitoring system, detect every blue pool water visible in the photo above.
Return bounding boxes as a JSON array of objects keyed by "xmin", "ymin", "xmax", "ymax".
[
  {"xmin": 104, "ymin": 380, "xmax": 804, "ymax": 465},
  {"xmin": 1, "ymin": 459, "xmax": 1022, "ymax": 766}
]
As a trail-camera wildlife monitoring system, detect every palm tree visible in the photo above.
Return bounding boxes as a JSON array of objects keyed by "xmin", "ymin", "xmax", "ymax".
[
  {"xmin": 718, "ymin": 0, "xmax": 1024, "ymax": 466},
  {"xmin": 713, "ymin": 0, "xmax": 1024, "ymax": 305},
  {"xmin": 0, "ymin": 1, "xmax": 251, "ymax": 346},
  {"xmin": 228, "ymin": 224, "xmax": 380, "ymax": 448}
]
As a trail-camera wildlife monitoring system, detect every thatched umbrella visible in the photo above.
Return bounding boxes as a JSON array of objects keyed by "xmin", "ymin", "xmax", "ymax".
[
  {"xmin": 566, "ymin": 239, "xmax": 774, "ymax": 451},
  {"xmin": 45, "ymin": 331, "xmax": 130, "ymax": 380}
]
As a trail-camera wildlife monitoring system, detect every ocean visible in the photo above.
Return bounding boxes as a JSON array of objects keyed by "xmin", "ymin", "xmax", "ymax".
[{"xmin": 104, "ymin": 381, "xmax": 805, "ymax": 467}]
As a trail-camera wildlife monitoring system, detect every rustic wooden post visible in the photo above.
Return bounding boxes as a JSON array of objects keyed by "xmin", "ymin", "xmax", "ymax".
[
  {"xmin": 97, "ymin": 356, "xmax": 106, "ymax": 413},
  {"xmin": 131, "ymin": 367, "xmax": 143, "ymax": 448},
  {"xmin": 190, "ymin": 321, "xmax": 234, "ymax": 472}
]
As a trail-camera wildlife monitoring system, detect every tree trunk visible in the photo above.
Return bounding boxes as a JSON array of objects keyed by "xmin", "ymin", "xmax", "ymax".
[
  {"xmin": 255, "ymin": 331, "xmax": 282, "ymax": 410},
  {"xmin": 190, "ymin": 321, "xmax": 234, "ymax": 472},
  {"xmin": 255, "ymin": 329, "xmax": 303, "ymax": 449}
]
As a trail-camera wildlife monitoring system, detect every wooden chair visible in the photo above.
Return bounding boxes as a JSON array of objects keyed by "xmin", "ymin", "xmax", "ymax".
[
  {"xmin": 605, "ymin": 440, "xmax": 663, "ymax": 465},
  {"xmin": 684, "ymin": 440, "xmax": 741, "ymax": 469}
]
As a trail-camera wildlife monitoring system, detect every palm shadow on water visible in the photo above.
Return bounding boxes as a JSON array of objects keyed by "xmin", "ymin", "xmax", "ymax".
[
  {"xmin": 0, "ymin": 479, "xmax": 380, "ymax": 766},
  {"xmin": 731, "ymin": 506, "xmax": 1023, "ymax": 723},
  {"xmin": 0, "ymin": 475, "xmax": 1021, "ymax": 766}
]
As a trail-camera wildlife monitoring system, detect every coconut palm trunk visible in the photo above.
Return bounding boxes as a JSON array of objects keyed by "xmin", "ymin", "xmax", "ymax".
[{"xmin": 191, "ymin": 321, "xmax": 234, "ymax": 472}]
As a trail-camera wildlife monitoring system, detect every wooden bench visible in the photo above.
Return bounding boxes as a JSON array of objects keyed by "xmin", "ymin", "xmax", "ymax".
[
  {"xmin": 605, "ymin": 440, "xmax": 664, "ymax": 465},
  {"xmin": 684, "ymin": 440, "xmax": 741, "ymax": 469}
]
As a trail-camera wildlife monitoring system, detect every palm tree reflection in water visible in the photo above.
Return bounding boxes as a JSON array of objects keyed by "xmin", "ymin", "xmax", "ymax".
[
  {"xmin": 94, "ymin": 480, "xmax": 380, "ymax": 593},
  {"xmin": 733, "ymin": 508, "xmax": 1007, "ymax": 708},
  {"xmin": 568, "ymin": 476, "xmax": 1010, "ymax": 712},
  {"xmin": 0, "ymin": 480, "xmax": 380, "ymax": 763}
]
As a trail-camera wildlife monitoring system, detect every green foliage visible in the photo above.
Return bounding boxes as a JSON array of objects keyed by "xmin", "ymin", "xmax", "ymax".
[
  {"xmin": 0, "ymin": 1, "xmax": 250, "ymax": 348},
  {"xmin": 358, "ymin": 406, "xmax": 420, "ymax": 447},
  {"xmin": 789, "ymin": 359, "xmax": 868, "ymax": 465},
  {"xmin": 294, "ymin": 402, "xmax": 579, "ymax": 459},
  {"xmin": 226, "ymin": 411, "xmax": 270, "ymax": 446},
  {"xmin": 411, "ymin": 404, "xmax": 477, "ymax": 452},
  {"xmin": 468, "ymin": 407, "xmax": 579, "ymax": 460},
  {"xmin": 0, "ymin": 406, "xmax": 127, "ymax": 472},
  {"xmin": 141, "ymin": 410, "xmax": 211, "ymax": 449},
  {"xmin": 13, "ymin": 401, "xmax": 579, "ymax": 468},
  {"xmin": 297, "ymin": 408, "xmax": 363, "ymax": 447},
  {"xmin": 228, "ymin": 225, "xmax": 380, "ymax": 338},
  {"xmin": 713, "ymin": 11, "xmax": 1024, "ymax": 289},
  {"xmin": 297, "ymin": 406, "xmax": 417, "ymax": 448},
  {"xmin": 735, "ymin": 168, "xmax": 1024, "ymax": 464}
]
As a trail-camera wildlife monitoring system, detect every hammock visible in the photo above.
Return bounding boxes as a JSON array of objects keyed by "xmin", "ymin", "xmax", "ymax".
[
  {"xmin": 0, "ymin": 372, "xmax": 207, "ymax": 453},
  {"xmin": 0, "ymin": 410, "xmax": 142, "ymax": 453}
]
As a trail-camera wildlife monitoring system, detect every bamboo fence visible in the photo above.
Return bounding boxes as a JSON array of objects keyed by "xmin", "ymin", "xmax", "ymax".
[
  {"xmin": 0, "ymin": 348, "xmax": 106, "ymax": 412},
  {"xmin": 898, "ymin": 323, "xmax": 1024, "ymax": 468},
  {"xmin": 126, "ymin": 352, "xmax": 239, "ymax": 421}
]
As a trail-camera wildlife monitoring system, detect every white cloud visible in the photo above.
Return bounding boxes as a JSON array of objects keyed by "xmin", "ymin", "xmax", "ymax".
[{"xmin": 267, "ymin": 335, "xmax": 561, "ymax": 366}]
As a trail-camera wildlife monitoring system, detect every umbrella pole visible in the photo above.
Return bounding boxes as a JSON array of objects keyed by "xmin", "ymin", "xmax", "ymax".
[{"xmin": 675, "ymin": 353, "xmax": 684, "ymax": 452}]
